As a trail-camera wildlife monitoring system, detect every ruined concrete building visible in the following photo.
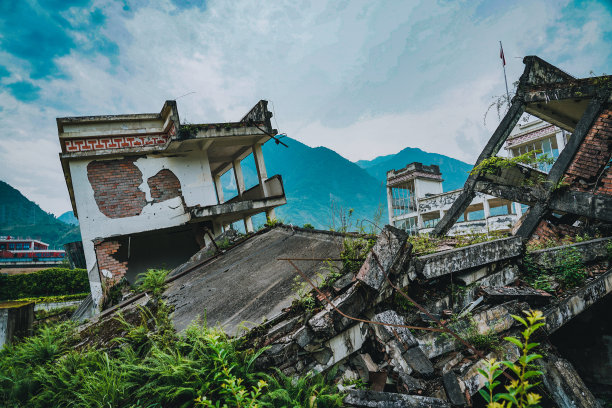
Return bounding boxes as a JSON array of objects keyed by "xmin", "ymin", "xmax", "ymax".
[
  {"xmin": 67, "ymin": 55, "xmax": 611, "ymax": 407},
  {"xmin": 386, "ymin": 163, "xmax": 521, "ymax": 235},
  {"xmin": 57, "ymin": 100, "xmax": 286, "ymax": 309},
  {"xmin": 386, "ymin": 117, "xmax": 573, "ymax": 236},
  {"xmin": 433, "ymin": 56, "xmax": 611, "ymax": 240}
]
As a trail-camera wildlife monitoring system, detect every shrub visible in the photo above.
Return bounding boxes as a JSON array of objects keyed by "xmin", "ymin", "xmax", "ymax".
[
  {"xmin": 478, "ymin": 310, "xmax": 545, "ymax": 408},
  {"xmin": 135, "ymin": 268, "xmax": 170, "ymax": 298},
  {"xmin": 0, "ymin": 300, "xmax": 344, "ymax": 407},
  {"xmin": 0, "ymin": 268, "xmax": 88, "ymax": 301}
]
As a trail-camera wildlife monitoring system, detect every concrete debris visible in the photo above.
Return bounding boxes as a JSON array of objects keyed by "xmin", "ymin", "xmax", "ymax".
[
  {"xmin": 344, "ymin": 390, "xmax": 451, "ymax": 408},
  {"xmin": 481, "ymin": 286, "xmax": 552, "ymax": 306},
  {"xmin": 356, "ymin": 225, "xmax": 409, "ymax": 291},
  {"xmin": 442, "ymin": 371, "xmax": 467, "ymax": 406},
  {"xmin": 540, "ymin": 354, "xmax": 603, "ymax": 408}
]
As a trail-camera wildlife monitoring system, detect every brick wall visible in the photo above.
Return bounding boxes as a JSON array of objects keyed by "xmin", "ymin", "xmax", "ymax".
[
  {"xmin": 87, "ymin": 158, "xmax": 147, "ymax": 218},
  {"xmin": 95, "ymin": 240, "xmax": 128, "ymax": 284},
  {"xmin": 148, "ymin": 169, "xmax": 182, "ymax": 203},
  {"xmin": 530, "ymin": 219, "xmax": 581, "ymax": 244},
  {"xmin": 564, "ymin": 107, "xmax": 612, "ymax": 196}
]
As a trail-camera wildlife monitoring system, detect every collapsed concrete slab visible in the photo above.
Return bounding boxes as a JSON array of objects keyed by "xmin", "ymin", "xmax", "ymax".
[
  {"xmin": 163, "ymin": 226, "xmax": 345, "ymax": 333},
  {"xmin": 414, "ymin": 237, "xmax": 522, "ymax": 280}
]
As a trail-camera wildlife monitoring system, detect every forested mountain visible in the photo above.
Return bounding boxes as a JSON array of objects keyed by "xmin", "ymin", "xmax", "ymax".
[{"xmin": 0, "ymin": 181, "xmax": 80, "ymax": 249}]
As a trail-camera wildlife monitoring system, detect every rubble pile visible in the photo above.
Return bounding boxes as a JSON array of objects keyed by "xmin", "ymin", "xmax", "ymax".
[{"xmin": 247, "ymin": 226, "xmax": 612, "ymax": 407}]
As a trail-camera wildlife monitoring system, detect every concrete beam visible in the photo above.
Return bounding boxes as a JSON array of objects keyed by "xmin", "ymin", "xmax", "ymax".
[
  {"xmin": 544, "ymin": 268, "xmax": 612, "ymax": 333},
  {"xmin": 516, "ymin": 95, "xmax": 608, "ymax": 239},
  {"xmin": 432, "ymin": 100, "xmax": 525, "ymax": 237},
  {"xmin": 415, "ymin": 237, "xmax": 523, "ymax": 280}
]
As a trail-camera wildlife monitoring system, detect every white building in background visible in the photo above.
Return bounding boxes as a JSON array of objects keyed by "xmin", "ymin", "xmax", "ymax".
[
  {"xmin": 386, "ymin": 119, "xmax": 570, "ymax": 236},
  {"xmin": 504, "ymin": 119, "xmax": 570, "ymax": 171}
]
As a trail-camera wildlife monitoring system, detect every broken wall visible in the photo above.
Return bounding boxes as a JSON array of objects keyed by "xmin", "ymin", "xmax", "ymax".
[{"xmin": 71, "ymin": 146, "xmax": 217, "ymax": 307}]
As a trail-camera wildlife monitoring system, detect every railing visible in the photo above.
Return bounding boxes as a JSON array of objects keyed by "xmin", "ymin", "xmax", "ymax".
[{"xmin": 227, "ymin": 175, "xmax": 284, "ymax": 203}]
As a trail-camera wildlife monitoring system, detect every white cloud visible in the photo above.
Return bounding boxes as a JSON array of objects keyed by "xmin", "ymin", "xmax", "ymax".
[{"xmin": 0, "ymin": 0, "xmax": 610, "ymax": 216}]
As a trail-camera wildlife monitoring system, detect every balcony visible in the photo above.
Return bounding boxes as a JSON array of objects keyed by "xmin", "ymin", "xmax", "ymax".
[{"xmin": 190, "ymin": 175, "xmax": 286, "ymax": 225}]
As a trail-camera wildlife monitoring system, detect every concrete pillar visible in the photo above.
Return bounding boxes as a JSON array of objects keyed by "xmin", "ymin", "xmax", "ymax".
[
  {"xmin": 214, "ymin": 174, "xmax": 224, "ymax": 204},
  {"xmin": 386, "ymin": 186, "xmax": 394, "ymax": 225},
  {"xmin": 555, "ymin": 131, "xmax": 566, "ymax": 153},
  {"xmin": 514, "ymin": 201, "xmax": 523, "ymax": 218},
  {"xmin": 266, "ymin": 208, "xmax": 276, "ymax": 221},
  {"xmin": 253, "ymin": 144, "xmax": 269, "ymax": 197},
  {"xmin": 233, "ymin": 159, "xmax": 245, "ymax": 198},
  {"xmin": 483, "ymin": 199, "xmax": 491, "ymax": 219},
  {"xmin": 244, "ymin": 217, "xmax": 254, "ymax": 233}
]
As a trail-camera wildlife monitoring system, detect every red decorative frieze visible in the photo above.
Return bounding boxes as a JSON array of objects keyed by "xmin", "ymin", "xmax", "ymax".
[{"xmin": 65, "ymin": 134, "xmax": 169, "ymax": 153}]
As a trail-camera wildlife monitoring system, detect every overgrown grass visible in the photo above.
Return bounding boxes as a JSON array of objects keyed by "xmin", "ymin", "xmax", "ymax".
[
  {"xmin": 135, "ymin": 268, "xmax": 170, "ymax": 298},
  {"xmin": 0, "ymin": 301, "xmax": 344, "ymax": 407}
]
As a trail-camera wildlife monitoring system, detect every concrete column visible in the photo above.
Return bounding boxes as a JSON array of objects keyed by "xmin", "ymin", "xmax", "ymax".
[
  {"xmin": 214, "ymin": 174, "xmax": 224, "ymax": 204},
  {"xmin": 233, "ymin": 159, "xmax": 245, "ymax": 198},
  {"xmin": 266, "ymin": 208, "xmax": 276, "ymax": 221},
  {"xmin": 386, "ymin": 186, "xmax": 394, "ymax": 225},
  {"xmin": 483, "ymin": 199, "xmax": 491, "ymax": 219},
  {"xmin": 244, "ymin": 217, "xmax": 254, "ymax": 233},
  {"xmin": 417, "ymin": 213, "xmax": 424, "ymax": 229},
  {"xmin": 253, "ymin": 144, "xmax": 269, "ymax": 197},
  {"xmin": 514, "ymin": 202, "xmax": 523, "ymax": 218},
  {"xmin": 555, "ymin": 131, "xmax": 566, "ymax": 153}
]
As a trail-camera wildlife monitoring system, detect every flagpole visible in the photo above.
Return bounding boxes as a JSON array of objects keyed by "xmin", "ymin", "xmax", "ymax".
[{"xmin": 500, "ymin": 41, "xmax": 510, "ymax": 106}]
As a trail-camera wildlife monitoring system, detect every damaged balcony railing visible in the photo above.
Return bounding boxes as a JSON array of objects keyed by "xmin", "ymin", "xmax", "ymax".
[{"xmin": 191, "ymin": 175, "xmax": 286, "ymax": 221}]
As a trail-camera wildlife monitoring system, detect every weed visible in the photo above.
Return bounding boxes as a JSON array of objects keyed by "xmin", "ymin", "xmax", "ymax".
[
  {"xmin": 470, "ymin": 151, "xmax": 554, "ymax": 177},
  {"xmin": 302, "ymin": 223, "xmax": 315, "ymax": 230},
  {"xmin": 341, "ymin": 236, "xmax": 376, "ymax": 274},
  {"xmin": 135, "ymin": 268, "xmax": 170, "ymax": 298},
  {"xmin": 265, "ymin": 217, "xmax": 283, "ymax": 228},
  {"xmin": 478, "ymin": 310, "xmax": 545, "ymax": 408}
]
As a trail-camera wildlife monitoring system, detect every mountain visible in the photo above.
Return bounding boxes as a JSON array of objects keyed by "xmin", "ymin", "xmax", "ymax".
[
  {"xmin": 356, "ymin": 147, "xmax": 473, "ymax": 192},
  {"xmin": 221, "ymin": 137, "xmax": 387, "ymax": 229},
  {"xmin": 0, "ymin": 180, "xmax": 81, "ymax": 249},
  {"xmin": 58, "ymin": 211, "xmax": 79, "ymax": 226}
]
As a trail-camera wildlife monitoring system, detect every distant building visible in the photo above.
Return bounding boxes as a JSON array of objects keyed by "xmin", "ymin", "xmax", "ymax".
[
  {"xmin": 57, "ymin": 100, "xmax": 287, "ymax": 309},
  {"xmin": 0, "ymin": 237, "xmax": 65, "ymax": 267},
  {"xmin": 505, "ymin": 119, "xmax": 571, "ymax": 172},
  {"xmin": 386, "ymin": 119, "xmax": 569, "ymax": 236},
  {"xmin": 386, "ymin": 163, "xmax": 521, "ymax": 235}
]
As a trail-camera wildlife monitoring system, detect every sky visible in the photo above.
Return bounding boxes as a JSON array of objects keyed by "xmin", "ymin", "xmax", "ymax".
[{"xmin": 0, "ymin": 0, "xmax": 611, "ymax": 216}]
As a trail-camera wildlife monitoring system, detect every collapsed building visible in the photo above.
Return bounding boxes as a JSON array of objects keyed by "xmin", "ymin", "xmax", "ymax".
[
  {"xmin": 386, "ymin": 163, "xmax": 521, "ymax": 235},
  {"xmin": 386, "ymin": 119, "xmax": 572, "ymax": 236},
  {"xmin": 67, "ymin": 55, "xmax": 611, "ymax": 407},
  {"xmin": 57, "ymin": 100, "xmax": 286, "ymax": 310},
  {"xmin": 433, "ymin": 56, "xmax": 612, "ymax": 240}
]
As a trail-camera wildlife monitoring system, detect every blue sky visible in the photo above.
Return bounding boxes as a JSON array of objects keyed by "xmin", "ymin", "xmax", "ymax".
[{"xmin": 0, "ymin": 0, "xmax": 611, "ymax": 215}]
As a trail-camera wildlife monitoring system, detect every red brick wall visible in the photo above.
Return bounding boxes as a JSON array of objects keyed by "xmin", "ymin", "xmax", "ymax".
[
  {"xmin": 87, "ymin": 158, "xmax": 147, "ymax": 218},
  {"xmin": 530, "ymin": 219, "xmax": 581, "ymax": 244},
  {"xmin": 95, "ymin": 240, "xmax": 128, "ymax": 284},
  {"xmin": 148, "ymin": 169, "xmax": 182, "ymax": 203},
  {"xmin": 564, "ymin": 107, "xmax": 612, "ymax": 196}
]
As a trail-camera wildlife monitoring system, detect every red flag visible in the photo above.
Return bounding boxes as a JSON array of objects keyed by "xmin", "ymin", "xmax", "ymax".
[{"xmin": 500, "ymin": 43, "xmax": 506, "ymax": 66}]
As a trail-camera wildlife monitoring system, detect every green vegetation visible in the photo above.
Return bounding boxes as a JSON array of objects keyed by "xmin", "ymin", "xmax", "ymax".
[
  {"xmin": 135, "ymin": 268, "xmax": 171, "ymax": 298},
  {"xmin": 340, "ymin": 235, "xmax": 376, "ymax": 274},
  {"xmin": 0, "ymin": 300, "xmax": 343, "ymax": 407},
  {"xmin": 8, "ymin": 292, "xmax": 88, "ymax": 304},
  {"xmin": 469, "ymin": 151, "xmax": 554, "ymax": 178},
  {"xmin": 478, "ymin": 310, "xmax": 545, "ymax": 408},
  {"xmin": 0, "ymin": 181, "xmax": 81, "ymax": 249},
  {"xmin": 302, "ymin": 223, "xmax": 315, "ymax": 230},
  {"xmin": 524, "ymin": 246, "xmax": 587, "ymax": 291},
  {"xmin": 0, "ymin": 268, "xmax": 88, "ymax": 301}
]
